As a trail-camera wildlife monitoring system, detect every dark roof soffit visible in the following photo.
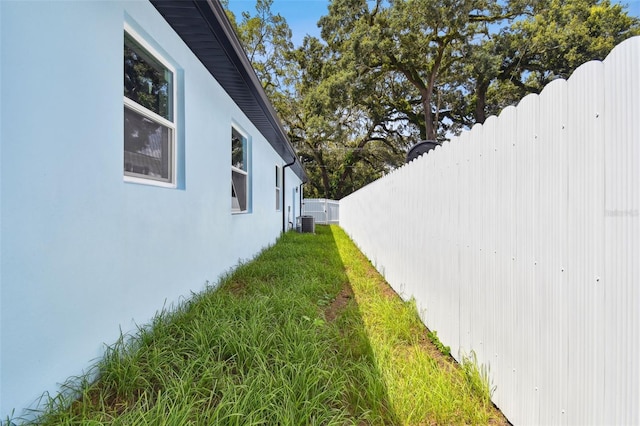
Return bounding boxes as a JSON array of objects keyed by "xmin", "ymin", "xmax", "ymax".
[{"xmin": 149, "ymin": 0, "xmax": 306, "ymax": 181}]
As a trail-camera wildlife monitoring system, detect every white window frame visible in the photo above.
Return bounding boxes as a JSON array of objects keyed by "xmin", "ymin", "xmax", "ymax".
[
  {"xmin": 275, "ymin": 165, "xmax": 282, "ymax": 211},
  {"xmin": 123, "ymin": 23, "xmax": 177, "ymax": 188},
  {"xmin": 231, "ymin": 126, "xmax": 250, "ymax": 213}
]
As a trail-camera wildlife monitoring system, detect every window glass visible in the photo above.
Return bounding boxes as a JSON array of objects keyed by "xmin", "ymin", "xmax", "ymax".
[
  {"xmin": 124, "ymin": 107, "xmax": 171, "ymax": 179},
  {"xmin": 231, "ymin": 128, "xmax": 248, "ymax": 212},
  {"xmin": 232, "ymin": 128, "xmax": 246, "ymax": 171},
  {"xmin": 232, "ymin": 170, "xmax": 247, "ymax": 212},
  {"xmin": 124, "ymin": 33, "xmax": 173, "ymax": 121}
]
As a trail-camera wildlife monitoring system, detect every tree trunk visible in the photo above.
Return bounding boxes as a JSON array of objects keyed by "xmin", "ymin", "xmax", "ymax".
[
  {"xmin": 422, "ymin": 96, "xmax": 436, "ymax": 141},
  {"xmin": 320, "ymin": 164, "xmax": 331, "ymax": 199},
  {"xmin": 421, "ymin": 90, "xmax": 436, "ymax": 141},
  {"xmin": 474, "ymin": 79, "xmax": 489, "ymax": 124}
]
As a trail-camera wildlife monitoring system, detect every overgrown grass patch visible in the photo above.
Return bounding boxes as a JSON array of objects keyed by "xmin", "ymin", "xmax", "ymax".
[{"xmin": 23, "ymin": 225, "xmax": 506, "ymax": 425}]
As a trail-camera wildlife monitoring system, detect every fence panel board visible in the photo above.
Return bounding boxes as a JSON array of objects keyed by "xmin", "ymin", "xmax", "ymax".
[
  {"xmin": 565, "ymin": 60, "xmax": 606, "ymax": 425},
  {"xmin": 339, "ymin": 37, "xmax": 640, "ymax": 424},
  {"xmin": 603, "ymin": 37, "xmax": 640, "ymax": 425},
  {"xmin": 492, "ymin": 105, "xmax": 518, "ymax": 415},
  {"xmin": 461, "ymin": 130, "xmax": 476, "ymax": 359},
  {"xmin": 536, "ymin": 79, "xmax": 569, "ymax": 425},
  {"xmin": 514, "ymin": 93, "xmax": 540, "ymax": 424}
]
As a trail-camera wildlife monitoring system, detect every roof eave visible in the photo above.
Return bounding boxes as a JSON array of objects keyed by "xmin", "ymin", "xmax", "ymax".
[{"xmin": 150, "ymin": 0, "xmax": 307, "ymax": 181}]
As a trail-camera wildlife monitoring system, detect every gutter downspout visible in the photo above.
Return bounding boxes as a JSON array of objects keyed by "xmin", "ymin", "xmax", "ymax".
[
  {"xmin": 299, "ymin": 183, "xmax": 304, "ymax": 220},
  {"xmin": 282, "ymin": 156, "xmax": 296, "ymax": 233}
]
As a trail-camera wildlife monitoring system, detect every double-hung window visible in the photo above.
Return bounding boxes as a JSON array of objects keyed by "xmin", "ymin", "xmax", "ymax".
[
  {"xmin": 231, "ymin": 128, "xmax": 249, "ymax": 212},
  {"xmin": 275, "ymin": 165, "xmax": 282, "ymax": 211},
  {"xmin": 123, "ymin": 28, "xmax": 176, "ymax": 186}
]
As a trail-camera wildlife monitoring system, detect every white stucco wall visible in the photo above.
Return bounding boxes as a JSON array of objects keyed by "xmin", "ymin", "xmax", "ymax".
[{"xmin": 0, "ymin": 1, "xmax": 302, "ymax": 418}]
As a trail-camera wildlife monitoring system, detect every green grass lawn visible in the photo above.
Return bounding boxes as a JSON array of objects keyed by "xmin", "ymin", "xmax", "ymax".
[{"xmin": 28, "ymin": 225, "xmax": 507, "ymax": 425}]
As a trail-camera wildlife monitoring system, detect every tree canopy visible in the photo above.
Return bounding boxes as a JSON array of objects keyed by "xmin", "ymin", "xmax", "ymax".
[{"xmin": 225, "ymin": 0, "xmax": 639, "ymax": 199}]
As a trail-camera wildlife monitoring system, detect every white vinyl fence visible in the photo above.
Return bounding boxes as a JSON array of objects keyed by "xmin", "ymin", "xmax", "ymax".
[
  {"xmin": 340, "ymin": 37, "xmax": 640, "ymax": 425},
  {"xmin": 302, "ymin": 198, "xmax": 339, "ymax": 224}
]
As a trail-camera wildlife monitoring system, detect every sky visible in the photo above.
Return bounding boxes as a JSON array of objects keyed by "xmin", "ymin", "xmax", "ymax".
[
  {"xmin": 226, "ymin": 0, "xmax": 342, "ymax": 45},
  {"xmin": 227, "ymin": 0, "xmax": 640, "ymax": 47}
]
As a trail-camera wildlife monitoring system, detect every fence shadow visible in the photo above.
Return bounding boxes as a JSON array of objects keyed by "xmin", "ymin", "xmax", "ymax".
[{"xmin": 315, "ymin": 225, "xmax": 401, "ymax": 424}]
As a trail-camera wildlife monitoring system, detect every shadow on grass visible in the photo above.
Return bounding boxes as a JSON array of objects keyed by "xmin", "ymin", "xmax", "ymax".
[
  {"xmin": 316, "ymin": 225, "xmax": 402, "ymax": 424},
  {"xmin": 238, "ymin": 223, "xmax": 402, "ymax": 423}
]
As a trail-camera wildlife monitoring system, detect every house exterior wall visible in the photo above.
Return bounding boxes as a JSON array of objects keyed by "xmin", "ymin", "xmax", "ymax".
[{"xmin": 0, "ymin": 0, "xmax": 302, "ymax": 418}]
